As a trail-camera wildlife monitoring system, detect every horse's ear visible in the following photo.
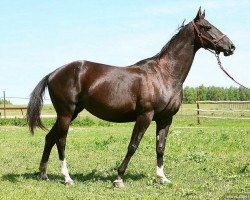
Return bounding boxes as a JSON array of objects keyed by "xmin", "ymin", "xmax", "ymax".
[
  {"xmin": 194, "ymin": 6, "xmax": 202, "ymax": 21},
  {"xmin": 202, "ymin": 9, "xmax": 205, "ymax": 19}
]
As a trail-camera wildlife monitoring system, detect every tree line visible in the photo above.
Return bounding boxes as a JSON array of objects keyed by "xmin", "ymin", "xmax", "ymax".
[
  {"xmin": 183, "ymin": 85, "xmax": 250, "ymax": 103},
  {"xmin": 0, "ymin": 99, "xmax": 12, "ymax": 105}
]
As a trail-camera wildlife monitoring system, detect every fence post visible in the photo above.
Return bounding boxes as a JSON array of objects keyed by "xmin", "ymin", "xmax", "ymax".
[
  {"xmin": 196, "ymin": 89, "xmax": 200, "ymax": 124},
  {"xmin": 3, "ymin": 91, "xmax": 6, "ymax": 119}
]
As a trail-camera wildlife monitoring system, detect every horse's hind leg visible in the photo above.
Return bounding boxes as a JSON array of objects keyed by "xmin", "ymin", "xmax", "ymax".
[
  {"xmin": 39, "ymin": 107, "xmax": 78, "ymax": 184},
  {"xmin": 55, "ymin": 104, "xmax": 84, "ymax": 185},
  {"xmin": 55, "ymin": 114, "xmax": 74, "ymax": 185},
  {"xmin": 39, "ymin": 122, "xmax": 58, "ymax": 180}
]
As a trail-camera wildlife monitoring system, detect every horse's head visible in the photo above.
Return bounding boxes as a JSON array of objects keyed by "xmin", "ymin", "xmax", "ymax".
[{"xmin": 192, "ymin": 7, "xmax": 235, "ymax": 56}]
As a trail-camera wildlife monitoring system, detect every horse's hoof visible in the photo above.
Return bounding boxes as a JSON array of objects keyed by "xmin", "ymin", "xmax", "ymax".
[
  {"xmin": 41, "ymin": 174, "xmax": 49, "ymax": 181},
  {"xmin": 113, "ymin": 179, "xmax": 124, "ymax": 188},
  {"xmin": 160, "ymin": 177, "xmax": 171, "ymax": 184},
  {"xmin": 65, "ymin": 180, "xmax": 74, "ymax": 186}
]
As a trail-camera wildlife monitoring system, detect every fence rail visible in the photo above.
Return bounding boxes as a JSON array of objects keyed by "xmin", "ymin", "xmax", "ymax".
[
  {"xmin": 196, "ymin": 100, "xmax": 250, "ymax": 124},
  {"xmin": 197, "ymin": 101, "xmax": 250, "ymax": 104},
  {"xmin": 197, "ymin": 115, "xmax": 250, "ymax": 120},
  {"xmin": 0, "ymin": 91, "xmax": 52, "ymax": 118},
  {"xmin": 0, "ymin": 107, "xmax": 27, "ymax": 117},
  {"xmin": 196, "ymin": 109, "xmax": 250, "ymax": 112}
]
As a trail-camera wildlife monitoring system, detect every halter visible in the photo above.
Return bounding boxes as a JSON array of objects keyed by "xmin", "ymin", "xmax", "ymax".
[
  {"xmin": 192, "ymin": 20, "xmax": 249, "ymax": 90},
  {"xmin": 191, "ymin": 20, "xmax": 226, "ymax": 53}
]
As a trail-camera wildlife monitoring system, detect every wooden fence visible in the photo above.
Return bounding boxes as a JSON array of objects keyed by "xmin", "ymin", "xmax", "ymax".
[
  {"xmin": 0, "ymin": 107, "xmax": 27, "ymax": 118},
  {"xmin": 196, "ymin": 101, "xmax": 250, "ymax": 124},
  {"xmin": 0, "ymin": 91, "xmax": 51, "ymax": 118},
  {"xmin": 0, "ymin": 91, "xmax": 28, "ymax": 118}
]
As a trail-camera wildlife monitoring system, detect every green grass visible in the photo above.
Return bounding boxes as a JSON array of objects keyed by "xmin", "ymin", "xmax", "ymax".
[{"xmin": 0, "ymin": 116, "xmax": 249, "ymax": 199}]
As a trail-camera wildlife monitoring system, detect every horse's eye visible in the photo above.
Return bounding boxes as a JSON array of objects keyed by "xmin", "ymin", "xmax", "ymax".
[
  {"xmin": 201, "ymin": 25, "xmax": 211, "ymax": 31},
  {"xmin": 205, "ymin": 26, "xmax": 211, "ymax": 30}
]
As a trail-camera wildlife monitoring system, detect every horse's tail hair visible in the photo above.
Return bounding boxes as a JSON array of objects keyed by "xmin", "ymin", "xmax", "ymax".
[{"xmin": 27, "ymin": 74, "xmax": 51, "ymax": 135}]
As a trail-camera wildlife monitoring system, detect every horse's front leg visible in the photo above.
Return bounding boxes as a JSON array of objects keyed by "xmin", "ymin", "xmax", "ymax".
[
  {"xmin": 155, "ymin": 117, "xmax": 172, "ymax": 184},
  {"xmin": 113, "ymin": 111, "xmax": 154, "ymax": 188}
]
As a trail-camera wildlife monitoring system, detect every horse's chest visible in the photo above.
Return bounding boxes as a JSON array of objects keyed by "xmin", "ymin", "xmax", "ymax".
[{"xmin": 155, "ymin": 90, "xmax": 182, "ymax": 116}]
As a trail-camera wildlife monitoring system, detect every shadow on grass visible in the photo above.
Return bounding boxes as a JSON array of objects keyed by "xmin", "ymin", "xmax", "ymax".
[
  {"xmin": 72, "ymin": 170, "xmax": 146, "ymax": 183},
  {"xmin": 1, "ymin": 172, "xmax": 61, "ymax": 183},
  {"xmin": 1, "ymin": 170, "xmax": 146, "ymax": 184}
]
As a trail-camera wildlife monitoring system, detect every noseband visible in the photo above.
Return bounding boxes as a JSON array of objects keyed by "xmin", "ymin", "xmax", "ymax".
[{"xmin": 191, "ymin": 20, "xmax": 226, "ymax": 53}]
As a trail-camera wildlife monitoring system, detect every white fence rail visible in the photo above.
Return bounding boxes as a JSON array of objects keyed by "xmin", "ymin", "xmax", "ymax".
[{"xmin": 196, "ymin": 101, "xmax": 250, "ymax": 124}]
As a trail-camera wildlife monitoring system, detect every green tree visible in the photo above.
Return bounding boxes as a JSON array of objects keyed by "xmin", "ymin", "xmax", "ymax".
[
  {"xmin": 183, "ymin": 87, "xmax": 196, "ymax": 103},
  {"xmin": 197, "ymin": 85, "xmax": 207, "ymax": 101},
  {"xmin": 0, "ymin": 99, "xmax": 12, "ymax": 105},
  {"xmin": 183, "ymin": 86, "xmax": 250, "ymax": 103}
]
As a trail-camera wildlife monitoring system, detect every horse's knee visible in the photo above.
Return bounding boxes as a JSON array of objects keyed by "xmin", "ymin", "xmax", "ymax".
[{"xmin": 156, "ymin": 145, "xmax": 165, "ymax": 156}]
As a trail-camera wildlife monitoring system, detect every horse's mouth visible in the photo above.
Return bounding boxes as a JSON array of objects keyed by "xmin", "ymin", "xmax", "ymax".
[
  {"xmin": 223, "ymin": 49, "xmax": 234, "ymax": 56},
  {"xmin": 222, "ymin": 45, "xmax": 235, "ymax": 56}
]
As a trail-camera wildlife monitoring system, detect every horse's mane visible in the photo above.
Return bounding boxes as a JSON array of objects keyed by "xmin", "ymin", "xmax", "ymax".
[
  {"xmin": 134, "ymin": 20, "xmax": 187, "ymax": 65},
  {"xmin": 151, "ymin": 20, "xmax": 187, "ymax": 60}
]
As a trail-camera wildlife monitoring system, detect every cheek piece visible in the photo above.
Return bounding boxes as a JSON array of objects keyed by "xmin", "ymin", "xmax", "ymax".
[{"xmin": 191, "ymin": 20, "xmax": 226, "ymax": 54}]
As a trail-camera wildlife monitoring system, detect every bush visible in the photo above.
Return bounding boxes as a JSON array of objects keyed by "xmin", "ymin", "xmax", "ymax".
[
  {"xmin": 0, "ymin": 118, "xmax": 27, "ymax": 126},
  {"xmin": 0, "ymin": 99, "xmax": 12, "ymax": 105},
  {"xmin": 0, "ymin": 116, "xmax": 113, "ymax": 128}
]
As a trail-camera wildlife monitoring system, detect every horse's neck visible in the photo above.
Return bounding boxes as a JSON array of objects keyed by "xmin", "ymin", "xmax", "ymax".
[{"xmin": 157, "ymin": 24, "xmax": 198, "ymax": 87}]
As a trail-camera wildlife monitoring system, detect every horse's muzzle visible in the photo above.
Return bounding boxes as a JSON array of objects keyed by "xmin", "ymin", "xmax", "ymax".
[{"xmin": 223, "ymin": 44, "xmax": 235, "ymax": 56}]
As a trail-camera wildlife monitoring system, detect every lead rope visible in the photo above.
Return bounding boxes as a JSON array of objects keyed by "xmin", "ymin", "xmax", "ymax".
[
  {"xmin": 212, "ymin": 52, "xmax": 250, "ymax": 90},
  {"xmin": 206, "ymin": 48, "xmax": 250, "ymax": 89}
]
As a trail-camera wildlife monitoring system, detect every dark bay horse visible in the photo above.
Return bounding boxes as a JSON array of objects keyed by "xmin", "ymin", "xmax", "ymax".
[{"xmin": 27, "ymin": 8, "xmax": 235, "ymax": 187}]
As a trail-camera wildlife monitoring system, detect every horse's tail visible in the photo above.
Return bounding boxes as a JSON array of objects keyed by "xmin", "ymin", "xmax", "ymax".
[{"xmin": 27, "ymin": 74, "xmax": 51, "ymax": 135}]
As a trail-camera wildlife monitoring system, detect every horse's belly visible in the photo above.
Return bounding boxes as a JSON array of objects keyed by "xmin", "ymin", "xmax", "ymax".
[
  {"xmin": 85, "ymin": 106, "xmax": 136, "ymax": 122},
  {"xmin": 84, "ymin": 96, "xmax": 137, "ymax": 122}
]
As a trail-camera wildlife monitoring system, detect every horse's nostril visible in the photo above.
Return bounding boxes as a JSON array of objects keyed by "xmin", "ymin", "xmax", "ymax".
[{"xmin": 231, "ymin": 44, "xmax": 236, "ymax": 50}]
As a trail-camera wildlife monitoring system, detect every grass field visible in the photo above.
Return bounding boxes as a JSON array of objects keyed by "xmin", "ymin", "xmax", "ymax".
[{"xmin": 0, "ymin": 105, "xmax": 249, "ymax": 199}]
